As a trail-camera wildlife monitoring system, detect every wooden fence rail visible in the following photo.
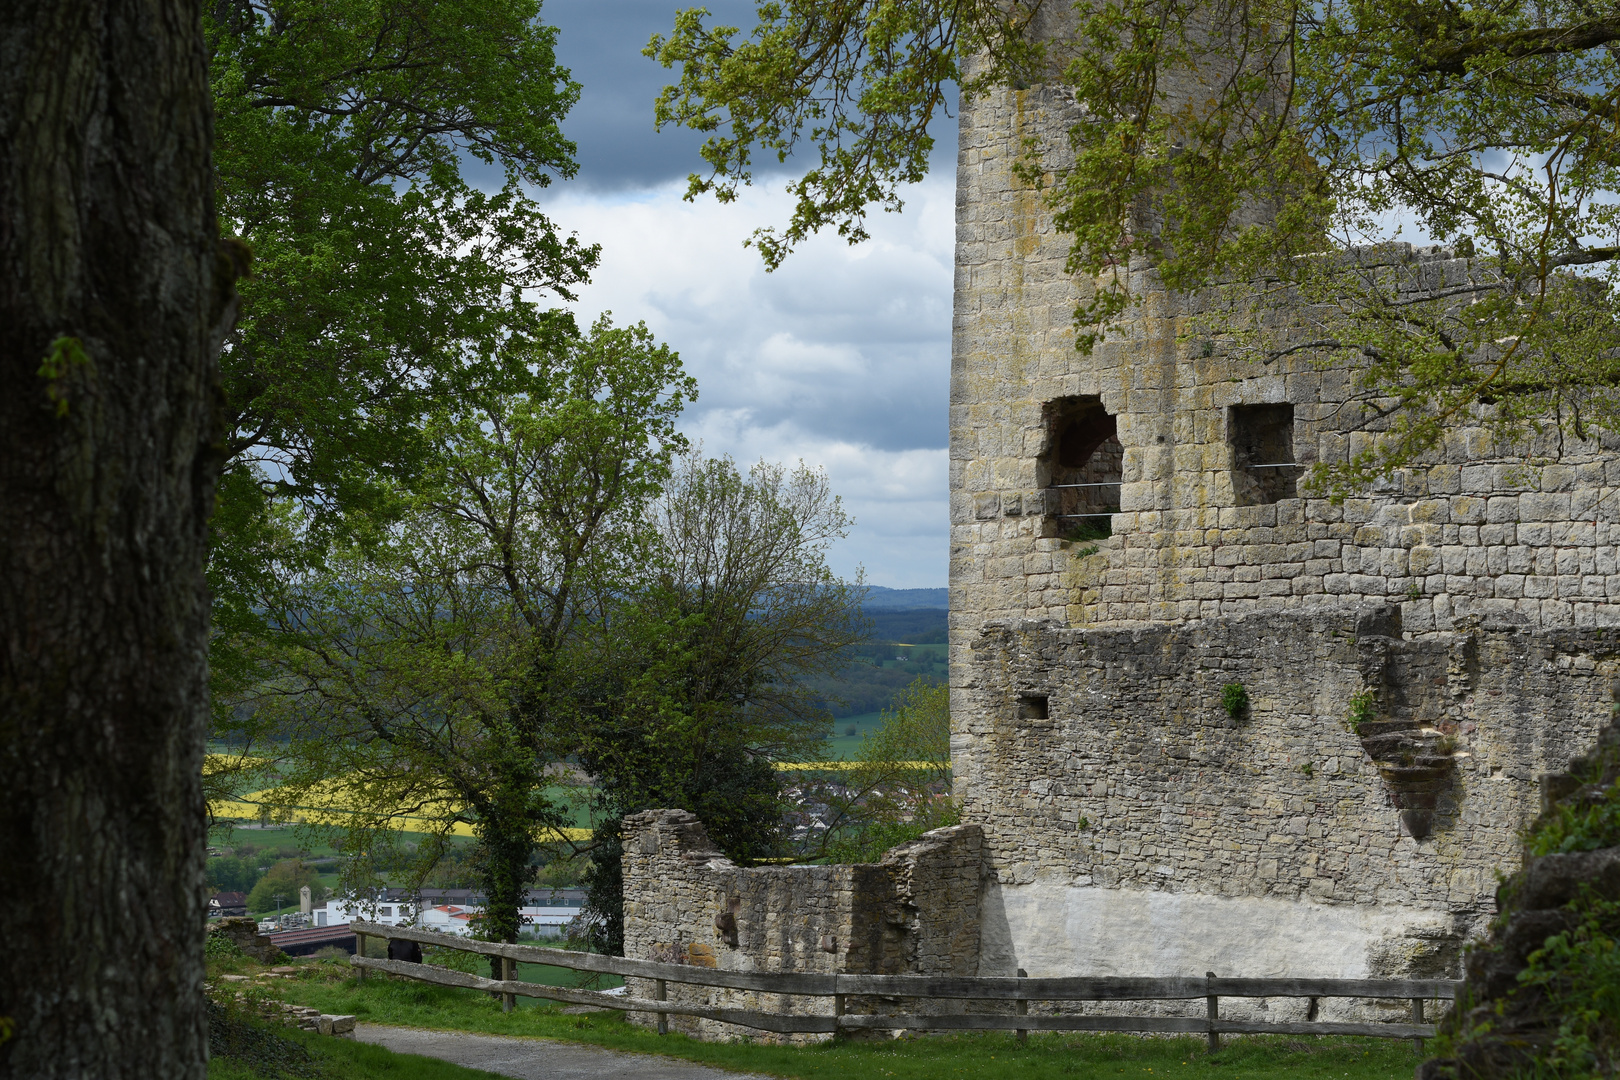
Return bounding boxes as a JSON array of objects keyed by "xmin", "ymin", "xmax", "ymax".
[{"xmin": 346, "ymin": 921, "xmax": 1458, "ymax": 1047}]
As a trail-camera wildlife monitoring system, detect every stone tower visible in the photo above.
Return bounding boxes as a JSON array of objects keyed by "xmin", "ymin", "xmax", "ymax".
[{"xmin": 948, "ymin": 27, "xmax": 1620, "ymax": 981}]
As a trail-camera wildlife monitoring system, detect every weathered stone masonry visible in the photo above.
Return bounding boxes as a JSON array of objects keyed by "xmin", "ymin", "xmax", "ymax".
[
  {"xmin": 960, "ymin": 608, "xmax": 1620, "ymax": 988},
  {"xmin": 621, "ymin": 810, "xmax": 985, "ymax": 1041},
  {"xmin": 952, "ymin": 79, "xmax": 1620, "ymax": 634}
]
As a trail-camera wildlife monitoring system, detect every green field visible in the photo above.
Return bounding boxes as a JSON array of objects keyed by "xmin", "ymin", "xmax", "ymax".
[{"xmin": 824, "ymin": 711, "xmax": 885, "ymax": 759}]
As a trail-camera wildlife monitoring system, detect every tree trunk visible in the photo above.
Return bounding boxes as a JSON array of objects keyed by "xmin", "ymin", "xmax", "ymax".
[{"xmin": 0, "ymin": 0, "xmax": 228, "ymax": 1075}]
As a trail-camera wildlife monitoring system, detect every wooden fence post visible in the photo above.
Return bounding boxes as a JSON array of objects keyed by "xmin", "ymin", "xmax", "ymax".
[
  {"xmin": 501, "ymin": 954, "xmax": 514, "ymax": 1013},
  {"xmin": 1206, "ymin": 972, "xmax": 1219, "ymax": 1054},
  {"xmin": 1016, "ymin": 968, "xmax": 1028, "ymax": 1044},
  {"xmin": 355, "ymin": 932, "xmax": 366, "ymax": 981},
  {"xmin": 656, "ymin": 978, "xmax": 668, "ymax": 1035},
  {"xmin": 1411, "ymin": 998, "xmax": 1425, "ymax": 1056}
]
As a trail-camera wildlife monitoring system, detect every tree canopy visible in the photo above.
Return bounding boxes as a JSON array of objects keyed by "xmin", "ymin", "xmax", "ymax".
[
  {"xmin": 206, "ymin": 0, "xmax": 599, "ymax": 695},
  {"xmin": 648, "ymin": 0, "xmax": 1620, "ymax": 484},
  {"xmin": 204, "ymin": 0, "xmax": 605, "ymax": 803},
  {"xmin": 577, "ymin": 453, "xmax": 867, "ymax": 952},
  {"xmin": 229, "ymin": 316, "xmax": 695, "ymax": 948}
]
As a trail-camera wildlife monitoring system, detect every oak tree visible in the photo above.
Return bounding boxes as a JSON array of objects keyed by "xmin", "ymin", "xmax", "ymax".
[
  {"xmin": 0, "ymin": 0, "xmax": 236, "ymax": 1074},
  {"xmin": 578, "ymin": 454, "xmax": 865, "ymax": 952},
  {"xmin": 206, "ymin": 0, "xmax": 599, "ymax": 744}
]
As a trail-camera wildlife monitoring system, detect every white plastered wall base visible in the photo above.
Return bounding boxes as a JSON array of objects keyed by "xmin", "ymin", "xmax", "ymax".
[{"xmin": 982, "ymin": 880, "xmax": 1455, "ymax": 977}]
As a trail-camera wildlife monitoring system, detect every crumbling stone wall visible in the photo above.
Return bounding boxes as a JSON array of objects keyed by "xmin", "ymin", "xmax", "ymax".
[
  {"xmin": 206, "ymin": 917, "xmax": 284, "ymax": 964},
  {"xmin": 957, "ymin": 604, "xmax": 1620, "ymax": 1002},
  {"xmin": 620, "ymin": 810, "xmax": 985, "ymax": 1041}
]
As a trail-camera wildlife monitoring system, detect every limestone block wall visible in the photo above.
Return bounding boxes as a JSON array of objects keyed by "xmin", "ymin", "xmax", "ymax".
[
  {"xmin": 954, "ymin": 605, "xmax": 1620, "ymax": 999},
  {"xmin": 951, "ymin": 78, "xmax": 1620, "ymax": 637},
  {"xmin": 619, "ymin": 810, "xmax": 985, "ymax": 1041}
]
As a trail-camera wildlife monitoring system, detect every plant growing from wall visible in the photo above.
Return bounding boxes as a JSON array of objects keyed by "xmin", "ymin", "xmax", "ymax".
[
  {"xmin": 1220, "ymin": 683, "xmax": 1249, "ymax": 721},
  {"xmin": 1347, "ymin": 692, "xmax": 1378, "ymax": 733}
]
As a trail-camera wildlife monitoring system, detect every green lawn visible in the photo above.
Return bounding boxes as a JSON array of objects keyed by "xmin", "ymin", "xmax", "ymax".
[
  {"xmin": 208, "ymin": 1020, "xmax": 502, "ymax": 1079},
  {"xmin": 237, "ymin": 957, "xmax": 1425, "ymax": 1080}
]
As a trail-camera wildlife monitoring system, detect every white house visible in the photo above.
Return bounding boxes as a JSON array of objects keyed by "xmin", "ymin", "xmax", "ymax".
[{"xmin": 313, "ymin": 887, "xmax": 587, "ymax": 938}]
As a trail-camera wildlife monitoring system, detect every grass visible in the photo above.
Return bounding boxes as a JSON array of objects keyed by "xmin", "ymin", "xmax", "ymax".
[
  {"xmin": 208, "ymin": 1025, "xmax": 503, "ymax": 1079},
  {"xmin": 224, "ymin": 954, "xmax": 1424, "ymax": 1080},
  {"xmin": 825, "ymin": 711, "xmax": 884, "ymax": 759},
  {"xmin": 206, "ymin": 996, "xmax": 499, "ymax": 1079}
]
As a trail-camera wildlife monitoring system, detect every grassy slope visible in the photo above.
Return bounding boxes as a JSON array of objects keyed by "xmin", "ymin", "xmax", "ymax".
[
  {"xmin": 232, "ymin": 956, "xmax": 1423, "ymax": 1080},
  {"xmin": 208, "ymin": 1024, "xmax": 504, "ymax": 1080}
]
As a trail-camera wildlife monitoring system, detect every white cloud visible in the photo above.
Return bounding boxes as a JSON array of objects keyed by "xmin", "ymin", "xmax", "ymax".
[{"xmin": 544, "ymin": 177, "xmax": 954, "ymax": 588}]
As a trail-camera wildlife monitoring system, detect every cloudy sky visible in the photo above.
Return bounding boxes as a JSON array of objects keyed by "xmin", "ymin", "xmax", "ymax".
[{"xmin": 529, "ymin": 2, "xmax": 958, "ymax": 589}]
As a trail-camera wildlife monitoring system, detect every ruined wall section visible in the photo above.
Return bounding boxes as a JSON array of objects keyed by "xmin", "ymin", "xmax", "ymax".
[
  {"xmin": 955, "ymin": 607, "xmax": 1620, "ymax": 986},
  {"xmin": 619, "ymin": 810, "xmax": 985, "ymax": 1042},
  {"xmin": 951, "ymin": 79, "xmax": 1620, "ymax": 640}
]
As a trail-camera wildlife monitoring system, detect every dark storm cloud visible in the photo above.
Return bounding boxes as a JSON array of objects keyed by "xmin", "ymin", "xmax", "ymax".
[{"xmin": 543, "ymin": 0, "xmax": 957, "ymax": 190}]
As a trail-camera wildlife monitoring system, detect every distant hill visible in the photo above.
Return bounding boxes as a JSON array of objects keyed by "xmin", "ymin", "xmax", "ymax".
[
  {"xmin": 860, "ymin": 585, "xmax": 948, "ymax": 610},
  {"xmin": 811, "ymin": 591, "xmax": 950, "ymax": 719},
  {"xmin": 866, "ymin": 609, "xmax": 947, "ymax": 644}
]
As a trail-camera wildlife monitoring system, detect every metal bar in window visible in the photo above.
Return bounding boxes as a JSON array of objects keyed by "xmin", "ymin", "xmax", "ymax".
[
  {"xmin": 1057, "ymin": 513, "xmax": 1119, "ymax": 518},
  {"xmin": 1247, "ymin": 463, "xmax": 1303, "ymax": 468},
  {"xmin": 1049, "ymin": 482, "xmax": 1122, "ymax": 488}
]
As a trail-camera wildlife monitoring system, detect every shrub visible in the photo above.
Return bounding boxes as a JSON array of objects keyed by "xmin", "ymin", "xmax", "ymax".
[
  {"xmin": 1512, "ymin": 890, "xmax": 1620, "ymax": 1074},
  {"xmin": 1220, "ymin": 683, "xmax": 1249, "ymax": 720},
  {"xmin": 206, "ymin": 931, "xmax": 249, "ymax": 961}
]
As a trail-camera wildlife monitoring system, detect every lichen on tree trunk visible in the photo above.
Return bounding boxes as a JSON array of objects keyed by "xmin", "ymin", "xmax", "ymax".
[{"xmin": 0, "ymin": 0, "xmax": 232, "ymax": 1075}]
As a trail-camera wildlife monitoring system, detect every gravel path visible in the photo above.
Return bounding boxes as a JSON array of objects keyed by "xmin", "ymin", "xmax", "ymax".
[{"xmin": 354, "ymin": 1024, "xmax": 776, "ymax": 1080}]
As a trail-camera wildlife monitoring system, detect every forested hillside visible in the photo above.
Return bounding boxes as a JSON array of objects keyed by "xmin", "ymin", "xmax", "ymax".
[{"xmin": 813, "ymin": 593, "xmax": 948, "ymax": 718}]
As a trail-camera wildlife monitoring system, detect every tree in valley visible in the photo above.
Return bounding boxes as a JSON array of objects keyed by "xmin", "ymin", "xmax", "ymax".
[
  {"xmin": 0, "ymin": 0, "xmax": 235, "ymax": 1074},
  {"xmin": 800, "ymin": 678, "xmax": 957, "ymax": 865},
  {"xmin": 577, "ymin": 453, "xmax": 866, "ymax": 953},
  {"xmin": 647, "ymin": 0, "xmax": 1620, "ymax": 486},
  {"xmin": 246, "ymin": 859, "xmax": 329, "ymax": 915},
  {"xmin": 237, "ymin": 316, "xmax": 693, "ymax": 961},
  {"xmin": 206, "ymin": 853, "xmax": 266, "ymax": 895}
]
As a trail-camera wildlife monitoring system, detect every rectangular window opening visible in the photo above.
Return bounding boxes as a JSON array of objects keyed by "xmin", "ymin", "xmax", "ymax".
[
  {"xmin": 1018, "ymin": 693, "xmax": 1050, "ymax": 720},
  {"xmin": 1040, "ymin": 396, "xmax": 1122, "ymax": 539},
  {"xmin": 1229, "ymin": 404, "xmax": 1298, "ymax": 505}
]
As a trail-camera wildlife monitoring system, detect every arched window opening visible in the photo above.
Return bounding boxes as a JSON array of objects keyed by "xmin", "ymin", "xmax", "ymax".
[
  {"xmin": 1041, "ymin": 396, "xmax": 1122, "ymax": 538},
  {"xmin": 1229, "ymin": 404, "xmax": 1299, "ymax": 505}
]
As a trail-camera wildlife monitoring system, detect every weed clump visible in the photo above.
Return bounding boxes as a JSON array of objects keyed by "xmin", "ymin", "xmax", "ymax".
[{"xmin": 1346, "ymin": 692, "xmax": 1377, "ymax": 733}]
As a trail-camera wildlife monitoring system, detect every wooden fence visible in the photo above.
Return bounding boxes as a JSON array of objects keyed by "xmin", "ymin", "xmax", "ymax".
[{"xmin": 347, "ymin": 921, "xmax": 1458, "ymax": 1050}]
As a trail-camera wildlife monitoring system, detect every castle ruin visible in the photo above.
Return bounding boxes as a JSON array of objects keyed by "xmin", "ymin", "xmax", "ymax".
[{"xmin": 619, "ymin": 12, "xmax": 1620, "ymax": 1039}]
